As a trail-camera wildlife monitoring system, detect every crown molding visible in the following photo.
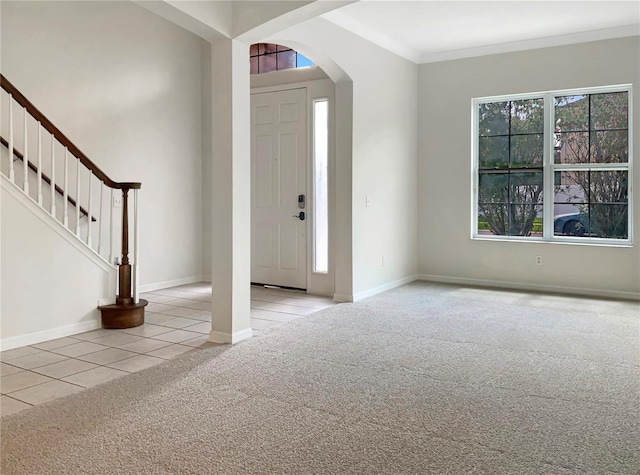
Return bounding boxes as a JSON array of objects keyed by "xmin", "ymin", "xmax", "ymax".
[{"xmin": 419, "ymin": 24, "xmax": 639, "ymax": 64}]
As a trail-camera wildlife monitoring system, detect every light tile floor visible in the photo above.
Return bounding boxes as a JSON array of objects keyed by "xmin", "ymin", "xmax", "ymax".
[{"xmin": 0, "ymin": 283, "xmax": 336, "ymax": 417}]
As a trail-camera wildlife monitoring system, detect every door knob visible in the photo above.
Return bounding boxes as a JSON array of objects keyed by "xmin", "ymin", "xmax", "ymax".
[{"xmin": 292, "ymin": 211, "xmax": 305, "ymax": 221}]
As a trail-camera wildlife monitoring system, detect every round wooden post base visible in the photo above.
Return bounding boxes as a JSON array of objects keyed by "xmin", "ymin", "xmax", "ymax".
[{"xmin": 99, "ymin": 299, "xmax": 148, "ymax": 329}]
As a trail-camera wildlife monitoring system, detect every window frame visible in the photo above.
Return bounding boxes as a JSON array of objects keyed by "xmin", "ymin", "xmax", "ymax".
[{"xmin": 471, "ymin": 84, "xmax": 633, "ymax": 246}]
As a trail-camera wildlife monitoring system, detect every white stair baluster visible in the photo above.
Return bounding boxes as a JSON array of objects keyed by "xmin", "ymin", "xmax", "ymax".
[
  {"xmin": 50, "ymin": 136, "xmax": 56, "ymax": 219},
  {"xmin": 63, "ymin": 148, "xmax": 69, "ymax": 227},
  {"xmin": 75, "ymin": 158, "xmax": 81, "ymax": 235},
  {"xmin": 133, "ymin": 189, "xmax": 140, "ymax": 303},
  {"xmin": 87, "ymin": 171, "xmax": 93, "ymax": 247},
  {"xmin": 37, "ymin": 124, "xmax": 43, "ymax": 205},
  {"xmin": 8, "ymin": 95, "xmax": 14, "ymax": 182},
  {"xmin": 23, "ymin": 109, "xmax": 28, "ymax": 194},
  {"xmin": 109, "ymin": 188, "xmax": 114, "ymax": 264},
  {"xmin": 98, "ymin": 182, "xmax": 104, "ymax": 257}
]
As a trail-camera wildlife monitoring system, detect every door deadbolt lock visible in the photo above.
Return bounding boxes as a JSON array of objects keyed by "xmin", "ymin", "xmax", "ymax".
[
  {"xmin": 298, "ymin": 194, "xmax": 305, "ymax": 209},
  {"xmin": 293, "ymin": 211, "xmax": 305, "ymax": 221}
]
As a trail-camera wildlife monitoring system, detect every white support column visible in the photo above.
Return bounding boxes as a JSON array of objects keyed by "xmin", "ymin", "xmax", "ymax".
[
  {"xmin": 22, "ymin": 109, "xmax": 28, "ymax": 194},
  {"xmin": 8, "ymin": 95, "xmax": 15, "ymax": 182},
  {"xmin": 37, "ymin": 125, "xmax": 43, "ymax": 205},
  {"xmin": 133, "ymin": 189, "xmax": 140, "ymax": 304},
  {"xmin": 333, "ymin": 81, "xmax": 354, "ymax": 301},
  {"xmin": 50, "ymin": 135, "xmax": 56, "ymax": 219},
  {"xmin": 209, "ymin": 39, "xmax": 252, "ymax": 345}
]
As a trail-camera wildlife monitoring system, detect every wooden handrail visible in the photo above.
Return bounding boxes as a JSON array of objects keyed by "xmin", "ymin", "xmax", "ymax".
[
  {"xmin": 1, "ymin": 74, "xmax": 141, "ymax": 191},
  {"xmin": 0, "ymin": 136, "xmax": 96, "ymax": 221}
]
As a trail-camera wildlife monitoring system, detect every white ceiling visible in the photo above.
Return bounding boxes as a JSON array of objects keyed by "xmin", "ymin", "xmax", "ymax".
[{"xmin": 323, "ymin": 1, "xmax": 640, "ymax": 63}]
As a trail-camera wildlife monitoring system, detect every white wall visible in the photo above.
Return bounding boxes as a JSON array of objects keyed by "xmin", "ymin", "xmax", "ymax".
[
  {"xmin": 418, "ymin": 37, "xmax": 640, "ymax": 298},
  {"xmin": 1, "ymin": 178, "xmax": 116, "ymax": 349},
  {"xmin": 267, "ymin": 18, "xmax": 419, "ymax": 300},
  {"xmin": 1, "ymin": 0, "xmax": 205, "ymax": 288}
]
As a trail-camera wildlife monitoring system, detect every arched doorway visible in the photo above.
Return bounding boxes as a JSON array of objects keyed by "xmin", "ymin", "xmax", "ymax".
[{"xmin": 248, "ymin": 42, "xmax": 340, "ymax": 297}]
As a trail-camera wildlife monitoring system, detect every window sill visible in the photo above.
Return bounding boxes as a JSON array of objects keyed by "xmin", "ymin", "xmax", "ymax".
[{"xmin": 471, "ymin": 235, "xmax": 633, "ymax": 248}]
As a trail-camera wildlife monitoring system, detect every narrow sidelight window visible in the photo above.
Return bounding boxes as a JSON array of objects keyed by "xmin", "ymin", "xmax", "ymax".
[{"xmin": 313, "ymin": 99, "xmax": 329, "ymax": 273}]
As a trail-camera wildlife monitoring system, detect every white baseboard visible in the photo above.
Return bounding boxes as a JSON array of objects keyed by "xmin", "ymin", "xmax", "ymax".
[
  {"xmin": 139, "ymin": 276, "xmax": 203, "ymax": 293},
  {"xmin": 209, "ymin": 328, "xmax": 253, "ymax": 345},
  {"xmin": 417, "ymin": 274, "xmax": 640, "ymax": 301},
  {"xmin": 0, "ymin": 318, "xmax": 102, "ymax": 351},
  {"xmin": 351, "ymin": 275, "xmax": 419, "ymax": 302},
  {"xmin": 332, "ymin": 293, "xmax": 353, "ymax": 303}
]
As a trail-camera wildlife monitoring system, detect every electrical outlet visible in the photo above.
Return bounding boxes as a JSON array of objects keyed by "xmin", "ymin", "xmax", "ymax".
[
  {"xmin": 366, "ymin": 195, "xmax": 371, "ymax": 207},
  {"xmin": 382, "ymin": 255, "xmax": 387, "ymax": 267},
  {"xmin": 535, "ymin": 255, "xmax": 542, "ymax": 265},
  {"xmin": 112, "ymin": 195, "xmax": 122, "ymax": 208}
]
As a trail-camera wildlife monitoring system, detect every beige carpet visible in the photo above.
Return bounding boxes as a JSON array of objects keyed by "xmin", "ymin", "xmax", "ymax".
[{"xmin": 2, "ymin": 282, "xmax": 639, "ymax": 474}]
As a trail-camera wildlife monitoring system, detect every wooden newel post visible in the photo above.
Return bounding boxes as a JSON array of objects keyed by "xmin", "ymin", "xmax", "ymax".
[
  {"xmin": 99, "ymin": 187, "xmax": 148, "ymax": 328},
  {"xmin": 117, "ymin": 188, "xmax": 133, "ymax": 305}
]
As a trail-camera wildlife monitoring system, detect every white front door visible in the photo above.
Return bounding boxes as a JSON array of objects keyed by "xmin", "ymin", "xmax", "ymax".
[{"xmin": 251, "ymin": 88, "xmax": 307, "ymax": 289}]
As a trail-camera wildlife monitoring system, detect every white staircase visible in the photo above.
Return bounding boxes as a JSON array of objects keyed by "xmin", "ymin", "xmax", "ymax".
[{"xmin": 1, "ymin": 75, "xmax": 146, "ymax": 350}]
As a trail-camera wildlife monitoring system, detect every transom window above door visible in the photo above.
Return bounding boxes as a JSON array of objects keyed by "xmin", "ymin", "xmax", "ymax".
[{"xmin": 250, "ymin": 43, "xmax": 315, "ymax": 74}]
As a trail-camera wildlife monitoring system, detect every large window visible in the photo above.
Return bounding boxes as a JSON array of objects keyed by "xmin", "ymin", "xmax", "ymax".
[{"xmin": 473, "ymin": 86, "xmax": 632, "ymax": 244}]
